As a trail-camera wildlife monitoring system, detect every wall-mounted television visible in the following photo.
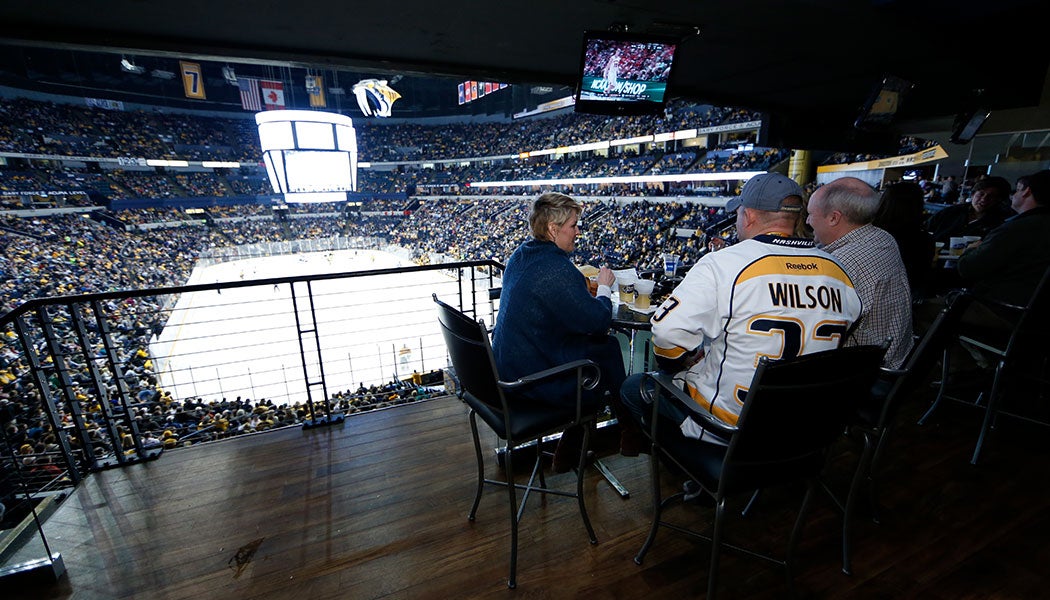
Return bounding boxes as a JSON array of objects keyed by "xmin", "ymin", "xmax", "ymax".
[{"xmin": 574, "ymin": 30, "xmax": 679, "ymax": 116}]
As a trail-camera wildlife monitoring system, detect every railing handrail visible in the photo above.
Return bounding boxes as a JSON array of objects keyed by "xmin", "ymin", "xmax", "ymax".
[{"xmin": 0, "ymin": 258, "xmax": 505, "ymax": 326}]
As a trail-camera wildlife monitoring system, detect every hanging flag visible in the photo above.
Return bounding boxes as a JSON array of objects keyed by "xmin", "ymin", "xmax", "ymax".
[
  {"xmin": 306, "ymin": 75, "xmax": 326, "ymax": 108},
  {"xmin": 457, "ymin": 83, "xmax": 465, "ymax": 105},
  {"xmin": 180, "ymin": 61, "xmax": 206, "ymax": 99},
  {"xmin": 261, "ymin": 80, "xmax": 286, "ymax": 110},
  {"xmin": 238, "ymin": 78, "xmax": 262, "ymax": 111}
]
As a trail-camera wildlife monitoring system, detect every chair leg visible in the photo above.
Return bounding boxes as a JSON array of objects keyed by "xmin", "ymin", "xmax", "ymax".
[
  {"xmin": 576, "ymin": 424, "xmax": 597, "ymax": 544},
  {"xmin": 707, "ymin": 495, "xmax": 727, "ymax": 600},
  {"xmin": 634, "ymin": 450, "xmax": 663, "ymax": 565},
  {"xmin": 468, "ymin": 411, "xmax": 484, "ymax": 521},
  {"xmin": 786, "ymin": 482, "xmax": 815, "ymax": 597},
  {"xmin": 972, "ymin": 361, "xmax": 1006, "ymax": 465},
  {"xmin": 843, "ymin": 431, "xmax": 875, "ymax": 575},
  {"xmin": 867, "ymin": 427, "xmax": 892, "ymax": 525},
  {"xmin": 741, "ymin": 489, "xmax": 761, "ymax": 517},
  {"xmin": 918, "ymin": 347, "xmax": 952, "ymax": 425},
  {"xmin": 505, "ymin": 438, "xmax": 519, "ymax": 589}
]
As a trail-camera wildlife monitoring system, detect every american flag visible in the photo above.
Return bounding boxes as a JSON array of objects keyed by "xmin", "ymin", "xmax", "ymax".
[{"xmin": 238, "ymin": 78, "xmax": 262, "ymax": 111}]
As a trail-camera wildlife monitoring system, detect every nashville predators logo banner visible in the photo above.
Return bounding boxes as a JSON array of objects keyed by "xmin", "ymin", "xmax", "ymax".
[{"xmin": 352, "ymin": 79, "xmax": 401, "ymax": 118}]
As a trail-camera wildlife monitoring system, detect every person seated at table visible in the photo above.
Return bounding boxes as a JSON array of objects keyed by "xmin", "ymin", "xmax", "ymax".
[
  {"xmin": 928, "ymin": 176, "xmax": 1012, "ymax": 244},
  {"xmin": 492, "ymin": 192, "xmax": 644, "ymax": 472},
  {"xmin": 957, "ymin": 169, "xmax": 1050, "ymax": 313},
  {"xmin": 619, "ymin": 173, "xmax": 863, "ymax": 449},
  {"xmin": 873, "ymin": 181, "xmax": 936, "ymax": 300}
]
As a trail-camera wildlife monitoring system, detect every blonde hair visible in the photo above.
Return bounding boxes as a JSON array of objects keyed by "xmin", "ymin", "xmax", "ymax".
[{"xmin": 529, "ymin": 192, "xmax": 582, "ymax": 240}]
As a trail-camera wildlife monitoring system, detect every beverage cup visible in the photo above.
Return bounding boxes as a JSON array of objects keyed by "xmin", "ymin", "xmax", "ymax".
[
  {"xmin": 586, "ymin": 277, "xmax": 598, "ymax": 297},
  {"xmin": 662, "ymin": 253, "xmax": 679, "ymax": 278},
  {"xmin": 949, "ymin": 237, "xmax": 967, "ymax": 257},
  {"xmin": 634, "ymin": 279, "xmax": 655, "ymax": 309},
  {"xmin": 617, "ymin": 279, "xmax": 635, "ymax": 304}
]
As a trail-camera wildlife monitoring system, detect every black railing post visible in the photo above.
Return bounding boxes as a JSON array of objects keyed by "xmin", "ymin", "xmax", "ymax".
[{"xmin": 14, "ymin": 312, "xmax": 82, "ymax": 485}]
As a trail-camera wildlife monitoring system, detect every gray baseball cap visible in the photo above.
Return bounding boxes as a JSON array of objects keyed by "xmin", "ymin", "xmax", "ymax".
[{"xmin": 725, "ymin": 173, "xmax": 804, "ymax": 213}]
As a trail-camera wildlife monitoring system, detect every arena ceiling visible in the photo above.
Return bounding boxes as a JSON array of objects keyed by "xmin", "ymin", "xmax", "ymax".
[{"xmin": 1, "ymin": 0, "xmax": 1048, "ymax": 152}]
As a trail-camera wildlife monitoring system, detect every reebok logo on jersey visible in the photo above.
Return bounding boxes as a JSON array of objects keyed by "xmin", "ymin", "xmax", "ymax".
[{"xmin": 784, "ymin": 261, "xmax": 818, "ymax": 270}]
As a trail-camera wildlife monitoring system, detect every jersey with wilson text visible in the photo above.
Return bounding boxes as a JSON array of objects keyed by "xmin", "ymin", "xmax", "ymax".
[{"xmin": 651, "ymin": 235, "xmax": 862, "ymax": 437}]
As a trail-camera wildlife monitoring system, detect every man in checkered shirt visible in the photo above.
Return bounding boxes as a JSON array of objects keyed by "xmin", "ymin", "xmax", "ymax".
[{"xmin": 807, "ymin": 177, "xmax": 913, "ymax": 368}]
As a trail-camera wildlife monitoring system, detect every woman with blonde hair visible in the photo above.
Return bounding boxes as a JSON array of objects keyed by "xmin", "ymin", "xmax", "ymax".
[{"xmin": 492, "ymin": 192, "xmax": 642, "ymax": 471}]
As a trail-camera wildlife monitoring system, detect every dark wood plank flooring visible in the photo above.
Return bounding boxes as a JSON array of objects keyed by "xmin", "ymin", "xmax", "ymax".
[{"xmin": 12, "ymin": 383, "xmax": 1050, "ymax": 600}]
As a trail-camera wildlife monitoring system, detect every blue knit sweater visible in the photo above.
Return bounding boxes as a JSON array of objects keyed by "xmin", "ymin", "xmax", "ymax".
[{"xmin": 492, "ymin": 239, "xmax": 612, "ymax": 401}]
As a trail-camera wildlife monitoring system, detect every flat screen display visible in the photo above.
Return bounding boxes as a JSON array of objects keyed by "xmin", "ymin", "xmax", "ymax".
[{"xmin": 574, "ymin": 31, "xmax": 678, "ymax": 116}]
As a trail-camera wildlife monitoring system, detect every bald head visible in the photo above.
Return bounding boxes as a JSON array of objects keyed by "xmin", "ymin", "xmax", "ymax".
[{"xmin": 806, "ymin": 177, "xmax": 880, "ymax": 245}]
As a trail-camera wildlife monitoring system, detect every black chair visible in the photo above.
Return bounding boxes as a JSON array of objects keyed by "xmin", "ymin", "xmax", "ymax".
[
  {"xmin": 433, "ymin": 294, "xmax": 601, "ymax": 589},
  {"xmin": 838, "ymin": 295, "xmax": 971, "ymax": 574},
  {"xmin": 919, "ymin": 266, "xmax": 1050, "ymax": 464},
  {"xmin": 633, "ymin": 345, "xmax": 885, "ymax": 600}
]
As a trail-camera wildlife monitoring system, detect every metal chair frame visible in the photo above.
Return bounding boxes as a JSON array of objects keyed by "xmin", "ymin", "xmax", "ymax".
[
  {"xmin": 919, "ymin": 267, "xmax": 1050, "ymax": 464},
  {"xmin": 835, "ymin": 296, "xmax": 970, "ymax": 574},
  {"xmin": 434, "ymin": 294, "xmax": 600, "ymax": 589},
  {"xmin": 632, "ymin": 346, "xmax": 885, "ymax": 599}
]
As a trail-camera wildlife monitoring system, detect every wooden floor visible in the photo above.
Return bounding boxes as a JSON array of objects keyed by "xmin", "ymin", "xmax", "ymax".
[{"xmin": 12, "ymin": 382, "xmax": 1050, "ymax": 600}]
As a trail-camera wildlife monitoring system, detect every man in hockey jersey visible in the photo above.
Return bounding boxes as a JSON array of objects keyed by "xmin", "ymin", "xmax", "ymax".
[{"xmin": 620, "ymin": 173, "xmax": 862, "ymax": 448}]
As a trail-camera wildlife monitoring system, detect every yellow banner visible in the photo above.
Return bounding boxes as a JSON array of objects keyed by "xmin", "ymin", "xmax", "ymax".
[
  {"xmin": 817, "ymin": 145, "xmax": 948, "ymax": 173},
  {"xmin": 307, "ymin": 75, "xmax": 326, "ymax": 108},
  {"xmin": 180, "ymin": 61, "xmax": 206, "ymax": 100}
]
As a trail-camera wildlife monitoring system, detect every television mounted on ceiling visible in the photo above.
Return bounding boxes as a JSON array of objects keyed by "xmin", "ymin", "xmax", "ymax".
[{"xmin": 573, "ymin": 30, "xmax": 680, "ymax": 116}]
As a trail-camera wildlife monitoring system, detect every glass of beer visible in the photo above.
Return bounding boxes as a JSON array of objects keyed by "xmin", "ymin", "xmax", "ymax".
[{"xmin": 634, "ymin": 279, "xmax": 655, "ymax": 309}]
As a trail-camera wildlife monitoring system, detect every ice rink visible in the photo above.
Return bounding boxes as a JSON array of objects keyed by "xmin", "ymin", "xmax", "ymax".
[{"xmin": 149, "ymin": 249, "xmax": 484, "ymax": 406}]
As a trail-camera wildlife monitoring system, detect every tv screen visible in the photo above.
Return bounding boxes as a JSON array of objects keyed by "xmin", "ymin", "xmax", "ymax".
[{"xmin": 574, "ymin": 30, "xmax": 679, "ymax": 116}]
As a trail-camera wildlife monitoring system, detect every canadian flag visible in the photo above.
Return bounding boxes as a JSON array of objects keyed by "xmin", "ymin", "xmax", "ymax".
[{"xmin": 261, "ymin": 80, "xmax": 286, "ymax": 110}]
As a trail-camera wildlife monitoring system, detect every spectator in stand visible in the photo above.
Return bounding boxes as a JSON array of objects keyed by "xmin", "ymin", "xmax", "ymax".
[
  {"xmin": 874, "ymin": 181, "xmax": 936, "ymax": 299},
  {"xmin": 807, "ymin": 177, "xmax": 912, "ymax": 368},
  {"xmin": 927, "ymin": 176, "xmax": 1013, "ymax": 244},
  {"xmin": 491, "ymin": 192, "xmax": 643, "ymax": 471},
  {"xmin": 940, "ymin": 175, "xmax": 960, "ymax": 204},
  {"xmin": 957, "ymin": 170, "xmax": 1050, "ymax": 308},
  {"xmin": 619, "ymin": 173, "xmax": 861, "ymax": 454}
]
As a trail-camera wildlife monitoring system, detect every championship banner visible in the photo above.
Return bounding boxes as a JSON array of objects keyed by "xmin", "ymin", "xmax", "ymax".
[
  {"xmin": 817, "ymin": 145, "xmax": 949, "ymax": 173},
  {"xmin": 261, "ymin": 80, "xmax": 286, "ymax": 110},
  {"xmin": 180, "ymin": 61, "xmax": 206, "ymax": 99},
  {"xmin": 306, "ymin": 75, "xmax": 326, "ymax": 108}
]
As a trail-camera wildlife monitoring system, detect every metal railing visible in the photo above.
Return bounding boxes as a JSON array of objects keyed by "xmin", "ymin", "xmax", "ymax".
[{"xmin": 0, "ymin": 254, "xmax": 503, "ymax": 494}]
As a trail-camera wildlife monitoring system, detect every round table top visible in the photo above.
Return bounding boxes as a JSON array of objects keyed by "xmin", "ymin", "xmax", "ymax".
[{"xmin": 611, "ymin": 301, "xmax": 654, "ymax": 330}]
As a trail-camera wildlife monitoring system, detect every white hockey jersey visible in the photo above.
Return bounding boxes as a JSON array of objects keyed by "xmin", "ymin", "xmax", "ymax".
[{"xmin": 651, "ymin": 234, "xmax": 862, "ymax": 437}]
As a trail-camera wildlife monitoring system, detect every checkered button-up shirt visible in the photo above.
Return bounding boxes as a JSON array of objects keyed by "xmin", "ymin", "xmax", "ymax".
[{"xmin": 822, "ymin": 224, "xmax": 913, "ymax": 368}]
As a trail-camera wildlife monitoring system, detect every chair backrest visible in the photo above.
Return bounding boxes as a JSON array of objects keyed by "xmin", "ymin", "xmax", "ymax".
[
  {"xmin": 881, "ymin": 292, "xmax": 974, "ymax": 421},
  {"xmin": 433, "ymin": 294, "xmax": 504, "ymax": 411},
  {"xmin": 723, "ymin": 345, "xmax": 885, "ymax": 486},
  {"xmin": 1004, "ymin": 266, "xmax": 1050, "ymax": 361}
]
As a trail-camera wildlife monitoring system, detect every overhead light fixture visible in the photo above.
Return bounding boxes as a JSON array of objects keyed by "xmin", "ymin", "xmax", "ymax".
[
  {"xmin": 151, "ymin": 69, "xmax": 176, "ymax": 80},
  {"xmin": 120, "ymin": 56, "xmax": 145, "ymax": 75},
  {"xmin": 256, "ymin": 110, "xmax": 358, "ymax": 197}
]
